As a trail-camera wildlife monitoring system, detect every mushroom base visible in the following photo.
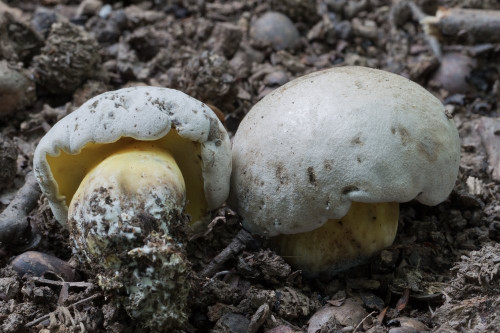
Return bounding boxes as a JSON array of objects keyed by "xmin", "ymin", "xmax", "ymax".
[
  {"xmin": 68, "ymin": 148, "xmax": 191, "ymax": 330},
  {"xmin": 272, "ymin": 202, "xmax": 399, "ymax": 277}
]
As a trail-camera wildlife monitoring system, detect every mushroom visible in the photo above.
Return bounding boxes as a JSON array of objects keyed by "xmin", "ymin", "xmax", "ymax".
[
  {"xmin": 230, "ymin": 66, "xmax": 460, "ymax": 276},
  {"xmin": 33, "ymin": 86, "xmax": 231, "ymax": 329}
]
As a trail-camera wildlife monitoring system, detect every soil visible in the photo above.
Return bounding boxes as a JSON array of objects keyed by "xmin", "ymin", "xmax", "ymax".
[{"xmin": 0, "ymin": 0, "xmax": 499, "ymax": 332}]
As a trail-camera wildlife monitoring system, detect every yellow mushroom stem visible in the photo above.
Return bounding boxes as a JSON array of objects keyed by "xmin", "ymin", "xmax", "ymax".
[
  {"xmin": 66, "ymin": 145, "xmax": 191, "ymax": 329},
  {"xmin": 68, "ymin": 145, "xmax": 186, "ymax": 225},
  {"xmin": 272, "ymin": 202, "xmax": 399, "ymax": 276}
]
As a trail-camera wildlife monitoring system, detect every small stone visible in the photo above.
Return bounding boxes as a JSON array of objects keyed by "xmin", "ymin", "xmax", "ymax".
[
  {"xmin": 86, "ymin": 9, "xmax": 127, "ymax": 44},
  {"xmin": 264, "ymin": 71, "xmax": 289, "ymax": 86},
  {"xmin": 76, "ymin": 0, "xmax": 102, "ymax": 17},
  {"xmin": 352, "ymin": 18, "xmax": 378, "ymax": 39},
  {"xmin": 230, "ymin": 50, "xmax": 253, "ymax": 79},
  {"xmin": 31, "ymin": 6, "xmax": 60, "ymax": 37},
  {"xmin": 251, "ymin": 12, "xmax": 301, "ymax": 51},
  {"xmin": 99, "ymin": 4, "xmax": 112, "ymax": 18},
  {"xmin": 10, "ymin": 251, "xmax": 77, "ymax": 282},
  {"xmin": 335, "ymin": 21, "xmax": 353, "ymax": 40},
  {"xmin": 360, "ymin": 291, "xmax": 385, "ymax": 311},
  {"xmin": 430, "ymin": 52, "xmax": 476, "ymax": 94}
]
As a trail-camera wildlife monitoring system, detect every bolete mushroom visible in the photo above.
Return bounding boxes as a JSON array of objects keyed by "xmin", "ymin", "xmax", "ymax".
[
  {"xmin": 230, "ymin": 67, "xmax": 460, "ymax": 276},
  {"xmin": 33, "ymin": 86, "xmax": 231, "ymax": 329}
]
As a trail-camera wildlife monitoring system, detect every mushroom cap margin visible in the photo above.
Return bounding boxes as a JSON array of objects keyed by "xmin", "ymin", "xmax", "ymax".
[{"xmin": 33, "ymin": 86, "xmax": 231, "ymax": 226}]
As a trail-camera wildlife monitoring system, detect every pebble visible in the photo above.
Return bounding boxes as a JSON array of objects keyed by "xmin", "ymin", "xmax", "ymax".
[
  {"xmin": 10, "ymin": 251, "xmax": 76, "ymax": 282},
  {"xmin": 251, "ymin": 12, "xmax": 301, "ymax": 51},
  {"xmin": 31, "ymin": 6, "xmax": 59, "ymax": 37},
  {"xmin": 76, "ymin": 0, "xmax": 103, "ymax": 18},
  {"xmin": 99, "ymin": 4, "xmax": 112, "ymax": 18},
  {"xmin": 0, "ymin": 61, "xmax": 36, "ymax": 117},
  {"xmin": 335, "ymin": 20, "xmax": 353, "ymax": 40},
  {"xmin": 360, "ymin": 291, "xmax": 385, "ymax": 310},
  {"xmin": 264, "ymin": 71, "xmax": 289, "ymax": 86},
  {"xmin": 431, "ymin": 52, "xmax": 476, "ymax": 94}
]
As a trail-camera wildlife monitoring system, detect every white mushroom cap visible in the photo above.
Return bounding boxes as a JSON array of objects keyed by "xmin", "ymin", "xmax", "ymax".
[
  {"xmin": 34, "ymin": 86, "xmax": 231, "ymax": 226},
  {"xmin": 230, "ymin": 66, "xmax": 460, "ymax": 237}
]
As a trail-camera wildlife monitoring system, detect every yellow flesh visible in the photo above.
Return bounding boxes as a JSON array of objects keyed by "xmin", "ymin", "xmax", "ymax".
[
  {"xmin": 46, "ymin": 131, "xmax": 207, "ymax": 224},
  {"xmin": 273, "ymin": 202, "xmax": 399, "ymax": 275},
  {"xmin": 69, "ymin": 148, "xmax": 186, "ymax": 211}
]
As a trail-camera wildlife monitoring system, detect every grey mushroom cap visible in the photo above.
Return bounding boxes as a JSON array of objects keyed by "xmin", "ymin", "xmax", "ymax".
[
  {"xmin": 34, "ymin": 86, "xmax": 232, "ymax": 226},
  {"xmin": 230, "ymin": 66, "xmax": 460, "ymax": 237}
]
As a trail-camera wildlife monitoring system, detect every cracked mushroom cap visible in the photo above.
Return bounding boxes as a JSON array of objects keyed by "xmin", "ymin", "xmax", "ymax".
[
  {"xmin": 230, "ymin": 66, "xmax": 460, "ymax": 237},
  {"xmin": 34, "ymin": 86, "xmax": 231, "ymax": 227}
]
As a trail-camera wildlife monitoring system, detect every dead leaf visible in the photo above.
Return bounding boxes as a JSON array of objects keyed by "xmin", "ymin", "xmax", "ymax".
[
  {"xmin": 396, "ymin": 289, "xmax": 410, "ymax": 312},
  {"xmin": 308, "ymin": 298, "xmax": 368, "ymax": 333},
  {"xmin": 326, "ymin": 297, "xmax": 346, "ymax": 307}
]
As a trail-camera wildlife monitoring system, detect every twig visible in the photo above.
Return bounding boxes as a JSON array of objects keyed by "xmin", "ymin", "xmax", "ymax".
[
  {"xmin": 29, "ymin": 277, "xmax": 94, "ymax": 288},
  {"xmin": 422, "ymin": 7, "xmax": 500, "ymax": 44},
  {"xmin": 199, "ymin": 228, "xmax": 254, "ymax": 278},
  {"xmin": 0, "ymin": 171, "xmax": 41, "ymax": 247},
  {"xmin": 353, "ymin": 311, "xmax": 376, "ymax": 333},
  {"xmin": 211, "ymin": 270, "xmax": 231, "ymax": 280},
  {"xmin": 408, "ymin": 1, "xmax": 442, "ymax": 59},
  {"xmin": 25, "ymin": 293, "xmax": 101, "ymax": 327}
]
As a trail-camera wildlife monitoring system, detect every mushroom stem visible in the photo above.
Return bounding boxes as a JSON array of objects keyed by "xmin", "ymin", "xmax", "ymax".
[
  {"xmin": 67, "ymin": 144, "xmax": 188, "ymax": 262},
  {"xmin": 67, "ymin": 145, "xmax": 190, "ymax": 328},
  {"xmin": 272, "ymin": 202, "xmax": 399, "ymax": 276}
]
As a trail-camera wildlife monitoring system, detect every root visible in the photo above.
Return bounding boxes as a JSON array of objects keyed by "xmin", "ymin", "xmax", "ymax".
[{"xmin": 0, "ymin": 171, "xmax": 41, "ymax": 248}]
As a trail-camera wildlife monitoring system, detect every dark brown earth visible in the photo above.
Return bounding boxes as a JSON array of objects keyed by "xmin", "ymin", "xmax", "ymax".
[{"xmin": 0, "ymin": 0, "xmax": 499, "ymax": 332}]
